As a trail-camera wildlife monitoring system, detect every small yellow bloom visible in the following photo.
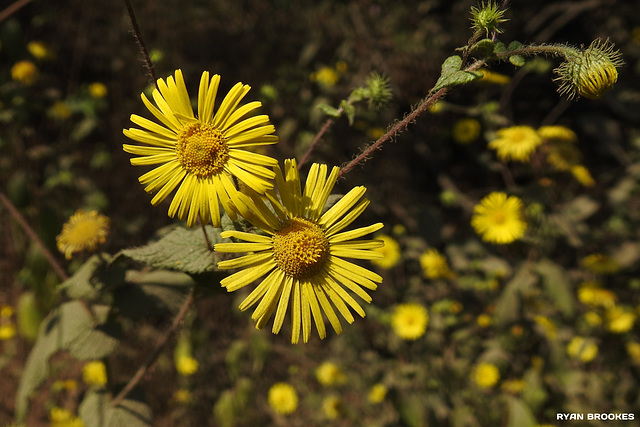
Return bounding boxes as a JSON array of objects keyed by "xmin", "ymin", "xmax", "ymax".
[
  {"xmin": 472, "ymin": 362, "xmax": 500, "ymax": 388},
  {"xmin": 49, "ymin": 407, "xmax": 85, "ymax": 427},
  {"xmin": 322, "ymin": 395, "xmax": 342, "ymax": 420},
  {"xmin": 488, "ymin": 126, "xmax": 542, "ymax": 162},
  {"xmin": 367, "ymin": 383, "xmax": 387, "ymax": 404},
  {"xmin": 56, "ymin": 210, "xmax": 110, "ymax": 260},
  {"xmin": 626, "ymin": 342, "xmax": 640, "ymax": 365},
  {"xmin": 501, "ymin": 379, "xmax": 526, "ymax": 394},
  {"xmin": 607, "ymin": 306, "xmax": 635, "ymax": 333},
  {"xmin": 583, "ymin": 311, "xmax": 602, "ymax": 327},
  {"xmin": 82, "ymin": 361, "xmax": 107, "ymax": 386},
  {"xmin": 581, "ymin": 254, "xmax": 620, "ymax": 274},
  {"xmin": 49, "ymin": 101, "xmax": 72, "ymax": 120},
  {"xmin": 391, "ymin": 303, "xmax": 429, "ymax": 340},
  {"xmin": 534, "ymin": 315, "xmax": 557, "ymax": 339},
  {"xmin": 545, "ymin": 141, "xmax": 581, "ymax": 171},
  {"xmin": 537, "ymin": 125, "xmax": 577, "ymax": 143},
  {"xmin": 268, "ymin": 382, "xmax": 298, "ymax": 415},
  {"xmin": 477, "ymin": 314, "xmax": 492, "ymax": 327},
  {"xmin": 567, "ymin": 336, "xmax": 598, "ymax": 362},
  {"xmin": 471, "ymin": 192, "xmax": 526, "ymax": 244},
  {"xmin": 311, "ymin": 66, "xmax": 339, "ymax": 87},
  {"xmin": 428, "ymin": 100, "xmax": 445, "ymax": 114},
  {"xmin": 176, "ymin": 356, "xmax": 199, "ymax": 376},
  {"xmin": 88, "ymin": 82, "xmax": 108, "ymax": 98},
  {"xmin": 335, "ymin": 61, "xmax": 348, "ymax": 74},
  {"xmin": 370, "ymin": 235, "xmax": 401, "ymax": 269},
  {"xmin": 419, "ymin": 248, "xmax": 455, "ymax": 280},
  {"xmin": 452, "ymin": 118, "xmax": 481, "ymax": 144},
  {"xmin": 27, "ymin": 41, "xmax": 52, "ymax": 60},
  {"xmin": 315, "ymin": 361, "xmax": 346, "ymax": 386},
  {"xmin": 11, "ymin": 60, "xmax": 38, "ymax": 85},
  {"xmin": 570, "ymin": 165, "xmax": 595, "ymax": 187},
  {"xmin": 366, "ymin": 127, "xmax": 386, "ymax": 140},
  {"xmin": 577, "ymin": 282, "xmax": 616, "ymax": 308},
  {"xmin": 173, "ymin": 388, "xmax": 193, "ymax": 404},
  {"xmin": 0, "ymin": 305, "xmax": 14, "ymax": 318},
  {"xmin": 0, "ymin": 324, "xmax": 16, "ymax": 340}
]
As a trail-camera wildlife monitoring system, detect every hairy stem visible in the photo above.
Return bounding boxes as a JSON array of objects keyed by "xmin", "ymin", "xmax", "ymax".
[
  {"xmin": 123, "ymin": 0, "xmax": 158, "ymax": 88},
  {"xmin": 298, "ymin": 106, "xmax": 344, "ymax": 170}
]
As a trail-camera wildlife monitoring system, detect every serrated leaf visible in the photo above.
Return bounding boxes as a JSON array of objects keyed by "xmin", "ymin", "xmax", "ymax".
[
  {"xmin": 494, "ymin": 264, "xmax": 538, "ymax": 325},
  {"xmin": 115, "ymin": 270, "xmax": 194, "ymax": 319},
  {"xmin": 316, "ymin": 103, "xmax": 342, "ymax": 118},
  {"xmin": 433, "ymin": 56, "xmax": 482, "ymax": 92},
  {"xmin": 80, "ymin": 389, "xmax": 152, "ymax": 427},
  {"xmin": 117, "ymin": 225, "xmax": 224, "ymax": 274},
  {"xmin": 535, "ymin": 259, "xmax": 575, "ymax": 317},
  {"xmin": 509, "ymin": 55, "xmax": 525, "ymax": 67},
  {"xmin": 58, "ymin": 254, "xmax": 125, "ymax": 300}
]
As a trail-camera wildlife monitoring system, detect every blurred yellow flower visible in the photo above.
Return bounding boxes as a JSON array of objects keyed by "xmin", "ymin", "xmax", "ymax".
[
  {"xmin": 56, "ymin": 210, "xmax": 110, "ymax": 260},
  {"xmin": 49, "ymin": 407, "xmax": 85, "ymax": 427},
  {"xmin": 315, "ymin": 361, "xmax": 346, "ymax": 386},
  {"xmin": 472, "ymin": 362, "xmax": 500, "ymax": 388},
  {"xmin": 534, "ymin": 315, "xmax": 557, "ymax": 339},
  {"xmin": 477, "ymin": 68, "xmax": 511, "ymax": 85},
  {"xmin": 545, "ymin": 141, "xmax": 581, "ymax": 171},
  {"xmin": 335, "ymin": 61, "xmax": 348, "ymax": 73},
  {"xmin": 419, "ymin": 248, "xmax": 455, "ymax": 280},
  {"xmin": 567, "ymin": 336, "xmax": 598, "ymax": 362},
  {"xmin": 537, "ymin": 125, "xmax": 577, "ymax": 143},
  {"xmin": 391, "ymin": 303, "xmax": 429, "ymax": 340},
  {"xmin": 583, "ymin": 311, "xmax": 602, "ymax": 327},
  {"xmin": 428, "ymin": 100, "xmax": 445, "ymax": 114},
  {"xmin": 0, "ymin": 324, "xmax": 16, "ymax": 340},
  {"xmin": 82, "ymin": 361, "xmax": 107, "ymax": 386},
  {"xmin": 173, "ymin": 388, "xmax": 193, "ymax": 404},
  {"xmin": 367, "ymin": 383, "xmax": 387, "ymax": 404},
  {"xmin": 607, "ymin": 306, "xmax": 635, "ymax": 333},
  {"xmin": 471, "ymin": 192, "xmax": 526, "ymax": 244},
  {"xmin": 570, "ymin": 165, "xmax": 595, "ymax": 187},
  {"xmin": 477, "ymin": 314, "xmax": 492, "ymax": 327},
  {"xmin": 27, "ymin": 41, "xmax": 52, "ymax": 60},
  {"xmin": 322, "ymin": 395, "xmax": 342, "ymax": 420},
  {"xmin": 370, "ymin": 235, "xmax": 401, "ymax": 269},
  {"xmin": 49, "ymin": 101, "xmax": 72, "ymax": 120},
  {"xmin": 11, "ymin": 60, "xmax": 38, "ymax": 85},
  {"xmin": 366, "ymin": 127, "xmax": 386, "ymax": 140},
  {"xmin": 581, "ymin": 254, "xmax": 620, "ymax": 274},
  {"xmin": 311, "ymin": 66, "xmax": 339, "ymax": 87},
  {"xmin": 577, "ymin": 283, "xmax": 616, "ymax": 308},
  {"xmin": 268, "ymin": 382, "xmax": 298, "ymax": 415},
  {"xmin": 0, "ymin": 305, "xmax": 14, "ymax": 318},
  {"xmin": 626, "ymin": 342, "xmax": 640, "ymax": 365},
  {"xmin": 452, "ymin": 118, "xmax": 481, "ymax": 144},
  {"xmin": 488, "ymin": 126, "xmax": 542, "ymax": 162},
  {"xmin": 176, "ymin": 355, "xmax": 199, "ymax": 376},
  {"xmin": 501, "ymin": 379, "xmax": 526, "ymax": 394},
  {"xmin": 88, "ymin": 82, "xmax": 108, "ymax": 98}
]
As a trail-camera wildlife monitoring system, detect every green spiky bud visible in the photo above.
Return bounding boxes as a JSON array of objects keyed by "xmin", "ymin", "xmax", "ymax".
[
  {"xmin": 470, "ymin": 2, "xmax": 508, "ymax": 36},
  {"xmin": 554, "ymin": 39, "xmax": 623, "ymax": 100},
  {"xmin": 364, "ymin": 72, "xmax": 392, "ymax": 111}
]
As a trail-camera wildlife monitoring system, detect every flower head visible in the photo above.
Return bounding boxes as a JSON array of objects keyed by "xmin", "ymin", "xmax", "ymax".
[
  {"xmin": 11, "ymin": 60, "xmax": 38, "ymax": 85},
  {"xmin": 82, "ymin": 361, "xmax": 107, "ymax": 386},
  {"xmin": 56, "ymin": 210, "xmax": 110, "ymax": 259},
  {"xmin": 215, "ymin": 159, "xmax": 383, "ymax": 343},
  {"xmin": 472, "ymin": 362, "xmax": 500, "ymax": 388},
  {"xmin": 27, "ymin": 41, "xmax": 52, "ymax": 60},
  {"xmin": 322, "ymin": 395, "xmax": 343, "ymax": 419},
  {"xmin": 0, "ymin": 324, "xmax": 16, "ymax": 340},
  {"xmin": 370, "ymin": 235, "xmax": 400, "ymax": 269},
  {"xmin": 311, "ymin": 66, "xmax": 339, "ymax": 87},
  {"xmin": 488, "ymin": 126, "xmax": 542, "ymax": 162},
  {"xmin": 316, "ymin": 361, "xmax": 347, "ymax": 386},
  {"xmin": 607, "ymin": 306, "xmax": 635, "ymax": 333},
  {"xmin": 453, "ymin": 118, "xmax": 481, "ymax": 144},
  {"xmin": 88, "ymin": 82, "xmax": 108, "ymax": 99},
  {"xmin": 471, "ymin": 192, "xmax": 526, "ymax": 244},
  {"xmin": 368, "ymin": 383, "xmax": 387, "ymax": 404},
  {"xmin": 176, "ymin": 355, "xmax": 199, "ymax": 376},
  {"xmin": 49, "ymin": 407, "xmax": 85, "ymax": 427},
  {"xmin": 419, "ymin": 248, "xmax": 455, "ymax": 280},
  {"xmin": 581, "ymin": 253, "xmax": 620, "ymax": 274},
  {"xmin": 391, "ymin": 303, "xmax": 429, "ymax": 340},
  {"xmin": 567, "ymin": 336, "xmax": 598, "ymax": 362},
  {"xmin": 470, "ymin": 2, "xmax": 508, "ymax": 36},
  {"xmin": 123, "ymin": 70, "xmax": 279, "ymax": 227},
  {"xmin": 570, "ymin": 165, "xmax": 595, "ymax": 187},
  {"xmin": 268, "ymin": 382, "xmax": 298, "ymax": 415}
]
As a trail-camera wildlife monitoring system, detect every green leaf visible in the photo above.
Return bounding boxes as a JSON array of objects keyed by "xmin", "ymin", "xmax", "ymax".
[
  {"xmin": 535, "ymin": 259, "xmax": 575, "ymax": 317},
  {"xmin": 316, "ymin": 103, "xmax": 342, "ymax": 118},
  {"xmin": 494, "ymin": 263, "xmax": 538, "ymax": 325},
  {"xmin": 509, "ymin": 55, "xmax": 525, "ymax": 67},
  {"xmin": 397, "ymin": 393, "xmax": 426, "ymax": 427},
  {"xmin": 503, "ymin": 396, "xmax": 537, "ymax": 427},
  {"xmin": 117, "ymin": 225, "xmax": 224, "ymax": 274},
  {"xmin": 471, "ymin": 38, "xmax": 495, "ymax": 56},
  {"xmin": 79, "ymin": 389, "xmax": 152, "ymax": 427},
  {"xmin": 433, "ymin": 56, "xmax": 482, "ymax": 92},
  {"xmin": 340, "ymin": 100, "xmax": 356, "ymax": 125},
  {"xmin": 58, "ymin": 254, "xmax": 125, "ymax": 300}
]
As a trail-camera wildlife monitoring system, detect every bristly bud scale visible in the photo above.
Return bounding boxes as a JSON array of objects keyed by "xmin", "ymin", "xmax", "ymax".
[{"xmin": 470, "ymin": 2, "xmax": 508, "ymax": 37}]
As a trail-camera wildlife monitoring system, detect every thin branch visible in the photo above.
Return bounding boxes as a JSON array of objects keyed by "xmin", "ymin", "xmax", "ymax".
[
  {"xmin": 123, "ymin": 0, "xmax": 158, "ymax": 87},
  {"xmin": 298, "ymin": 107, "xmax": 343, "ymax": 170},
  {"xmin": 0, "ymin": 0, "xmax": 32, "ymax": 23},
  {"xmin": 111, "ymin": 289, "xmax": 196, "ymax": 407},
  {"xmin": 0, "ymin": 190, "xmax": 68, "ymax": 282}
]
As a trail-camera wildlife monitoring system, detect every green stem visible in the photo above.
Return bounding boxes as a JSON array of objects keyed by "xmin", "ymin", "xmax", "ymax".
[{"xmin": 496, "ymin": 44, "xmax": 581, "ymax": 61}]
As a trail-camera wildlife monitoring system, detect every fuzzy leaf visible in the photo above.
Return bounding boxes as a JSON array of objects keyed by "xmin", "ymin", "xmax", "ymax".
[
  {"xmin": 58, "ymin": 254, "xmax": 125, "ymax": 300},
  {"xmin": 433, "ymin": 56, "xmax": 482, "ymax": 92},
  {"xmin": 471, "ymin": 38, "xmax": 495, "ymax": 56},
  {"xmin": 509, "ymin": 55, "xmax": 525, "ymax": 67},
  {"xmin": 340, "ymin": 99, "xmax": 356, "ymax": 125},
  {"xmin": 316, "ymin": 103, "xmax": 342, "ymax": 118},
  {"xmin": 494, "ymin": 264, "xmax": 538, "ymax": 325},
  {"xmin": 535, "ymin": 259, "xmax": 575, "ymax": 317},
  {"xmin": 80, "ymin": 389, "xmax": 152, "ymax": 427},
  {"xmin": 117, "ymin": 225, "xmax": 225, "ymax": 274}
]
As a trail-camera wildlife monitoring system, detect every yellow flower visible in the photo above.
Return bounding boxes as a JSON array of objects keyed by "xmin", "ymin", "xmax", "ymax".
[
  {"xmin": 268, "ymin": 382, "xmax": 298, "ymax": 415},
  {"xmin": 488, "ymin": 126, "xmax": 542, "ymax": 162},
  {"xmin": 581, "ymin": 253, "xmax": 620, "ymax": 274},
  {"xmin": 545, "ymin": 141, "xmax": 581, "ymax": 171},
  {"xmin": 452, "ymin": 118, "xmax": 481, "ymax": 144},
  {"xmin": 123, "ymin": 70, "xmax": 279, "ymax": 228},
  {"xmin": 0, "ymin": 324, "xmax": 16, "ymax": 340},
  {"xmin": 477, "ymin": 314, "xmax": 492, "ymax": 327},
  {"xmin": 315, "ymin": 361, "xmax": 346, "ymax": 386},
  {"xmin": 391, "ymin": 303, "xmax": 428, "ymax": 340},
  {"xmin": 27, "ymin": 41, "xmax": 52, "ymax": 60},
  {"xmin": 11, "ymin": 60, "xmax": 38, "ymax": 85},
  {"xmin": 215, "ymin": 159, "xmax": 383, "ymax": 344},
  {"xmin": 173, "ymin": 388, "xmax": 193, "ymax": 404},
  {"xmin": 472, "ymin": 362, "xmax": 500, "ymax": 388},
  {"xmin": 570, "ymin": 165, "xmax": 595, "ymax": 187},
  {"xmin": 176, "ymin": 355, "xmax": 199, "ymax": 376},
  {"xmin": 82, "ymin": 361, "xmax": 107, "ymax": 386},
  {"xmin": 583, "ymin": 311, "xmax": 602, "ymax": 327},
  {"xmin": 607, "ymin": 306, "xmax": 635, "ymax": 333},
  {"xmin": 419, "ymin": 248, "xmax": 454, "ymax": 280},
  {"xmin": 370, "ymin": 235, "xmax": 400, "ymax": 269},
  {"xmin": 537, "ymin": 125, "xmax": 577, "ymax": 143},
  {"xmin": 322, "ymin": 395, "xmax": 342, "ymax": 420},
  {"xmin": 0, "ymin": 305, "xmax": 14, "ymax": 318},
  {"xmin": 477, "ymin": 68, "xmax": 511, "ymax": 85},
  {"xmin": 367, "ymin": 383, "xmax": 387, "ymax": 404},
  {"xmin": 366, "ymin": 127, "xmax": 386, "ymax": 140},
  {"xmin": 49, "ymin": 407, "xmax": 85, "ymax": 427},
  {"xmin": 49, "ymin": 101, "xmax": 72, "ymax": 120},
  {"xmin": 311, "ymin": 66, "xmax": 339, "ymax": 87},
  {"xmin": 577, "ymin": 282, "xmax": 616, "ymax": 308},
  {"xmin": 567, "ymin": 336, "xmax": 598, "ymax": 362},
  {"xmin": 471, "ymin": 192, "xmax": 526, "ymax": 244},
  {"xmin": 428, "ymin": 100, "xmax": 445, "ymax": 114},
  {"xmin": 534, "ymin": 315, "xmax": 557, "ymax": 339},
  {"xmin": 626, "ymin": 342, "xmax": 640, "ymax": 365},
  {"xmin": 501, "ymin": 379, "xmax": 526, "ymax": 394},
  {"xmin": 56, "ymin": 210, "xmax": 110, "ymax": 260},
  {"xmin": 88, "ymin": 82, "xmax": 108, "ymax": 98}
]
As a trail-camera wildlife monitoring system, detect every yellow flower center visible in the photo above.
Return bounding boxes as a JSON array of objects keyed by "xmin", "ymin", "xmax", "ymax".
[
  {"xmin": 67, "ymin": 219, "xmax": 104, "ymax": 245},
  {"xmin": 491, "ymin": 209, "xmax": 507, "ymax": 225},
  {"xmin": 272, "ymin": 218, "xmax": 329, "ymax": 279},
  {"xmin": 176, "ymin": 122, "xmax": 229, "ymax": 177}
]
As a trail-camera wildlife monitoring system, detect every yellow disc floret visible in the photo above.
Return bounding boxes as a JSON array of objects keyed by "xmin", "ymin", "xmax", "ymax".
[
  {"xmin": 176, "ymin": 122, "xmax": 229, "ymax": 177},
  {"xmin": 272, "ymin": 217, "xmax": 329, "ymax": 279}
]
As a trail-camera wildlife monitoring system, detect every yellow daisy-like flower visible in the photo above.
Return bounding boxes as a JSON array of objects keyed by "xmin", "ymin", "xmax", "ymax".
[
  {"xmin": 581, "ymin": 253, "xmax": 620, "ymax": 274},
  {"xmin": 215, "ymin": 159, "xmax": 383, "ymax": 344},
  {"xmin": 477, "ymin": 314, "xmax": 492, "ymax": 327},
  {"xmin": 472, "ymin": 362, "xmax": 500, "ymax": 388},
  {"xmin": 82, "ymin": 361, "xmax": 107, "ymax": 386},
  {"xmin": 419, "ymin": 248, "xmax": 455, "ymax": 280},
  {"xmin": 316, "ymin": 361, "xmax": 346, "ymax": 386},
  {"xmin": 322, "ymin": 395, "xmax": 342, "ymax": 420},
  {"xmin": 88, "ymin": 82, "xmax": 108, "ymax": 99},
  {"xmin": 577, "ymin": 282, "xmax": 616, "ymax": 308},
  {"xmin": 27, "ymin": 41, "xmax": 52, "ymax": 60},
  {"xmin": 56, "ymin": 210, "xmax": 110, "ymax": 259},
  {"xmin": 311, "ymin": 66, "xmax": 339, "ymax": 87},
  {"xmin": 566, "ymin": 336, "xmax": 598, "ymax": 362},
  {"xmin": 607, "ymin": 306, "xmax": 635, "ymax": 334},
  {"xmin": 370, "ymin": 235, "xmax": 400, "ymax": 269},
  {"xmin": 626, "ymin": 342, "xmax": 640, "ymax": 365},
  {"xmin": 488, "ymin": 126, "xmax": 542, "ymax": 162},
  {"xmin": 0, "ymin": 305, "xmax": 14, "ymax": 318},
  {"xmin": 390, "ymin": 303, "xmax": 429, "ymax": 340},
  {"xmin": 471, "ymin": 192, "xmax": 526, "ymax": 244},
  {"xmin": 11, "ymin": 60, "xmax": 38, "ymax": 85},
  {"xmin": 123, "ymin": 70, "xmax": 279, "ymax": 227},
  {"xmin": 452, "ymin": 118, "xmax": 481, "ymax": 144},
  {"xmin": 367, "ymin": 383, "xmax": 387, "ymax": 404},
  {"xmin": 176, "ymin": 355, "xmax": 199, "ymax": 376},
  {"xmin": 0, "ymin": 324, "xmax": 16, "ymax": 340},
  {"xmin": 545, "ymin": 141, "xmax": 581, "ymax": 171},
  {"xmin": 49, "ymin": 407, "xmax": 85, "ymax": 427},
  {"xmin": 268, "ymin": 382, "xmax": 298, "ymax": 415}
]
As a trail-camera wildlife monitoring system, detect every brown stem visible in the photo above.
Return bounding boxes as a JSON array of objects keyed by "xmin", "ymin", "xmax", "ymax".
[
  {"xmin": 123, "ymin": 0, "xmax": 158, "ymax": 88},
  {"xmin": 0, "ymin": 191, "xmax": 68, "ymax": 282},
  {"xmin": 111, "ymin": 289, "xmax": 196, "ymax": 406},
  {"xmin": 0, "ymin": 0, "xmax": 32, "ymax": 23},
  {"xmin": 298, "ymin": 107, "xmax": 343, "ymax": 170}
]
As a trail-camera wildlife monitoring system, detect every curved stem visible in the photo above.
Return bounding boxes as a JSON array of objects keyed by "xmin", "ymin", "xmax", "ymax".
[
  {"xmin": 111, "ymin": 289, "xmax": 195, "ymax": 406},
  {"xmin": 123, "ymin": 0, "xmax": 158, "ymax": 88},
  {"xmin": 298, "ymin": 107, "xmax": 344, "ymax": 170}
]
